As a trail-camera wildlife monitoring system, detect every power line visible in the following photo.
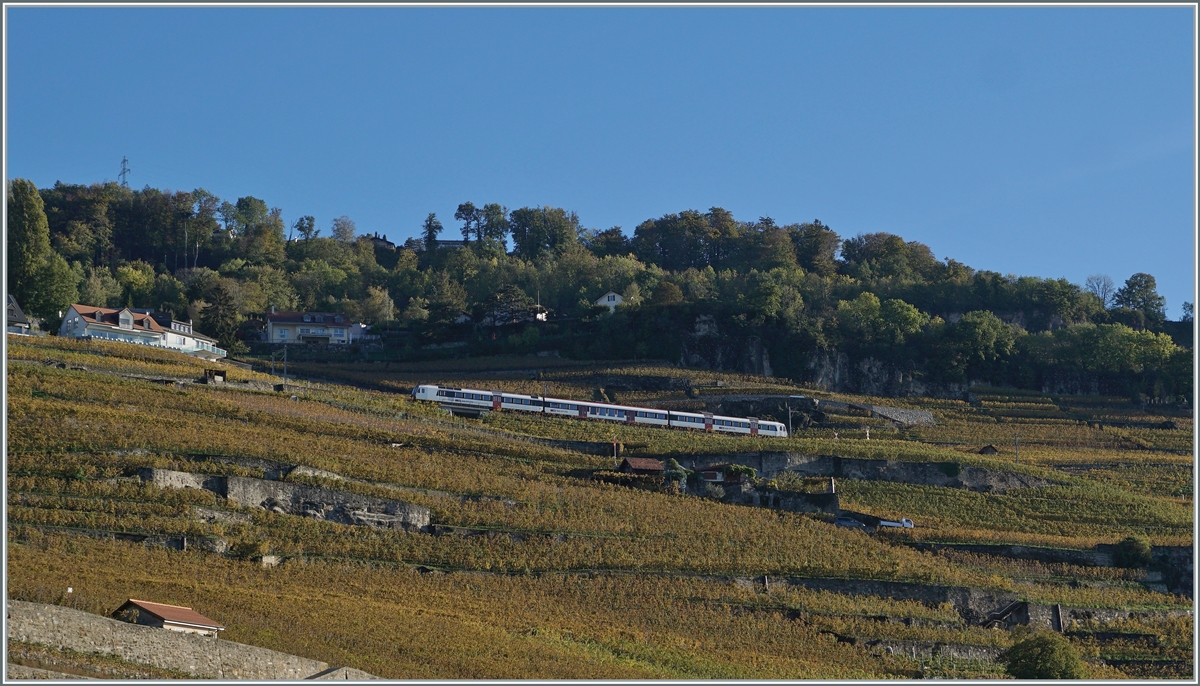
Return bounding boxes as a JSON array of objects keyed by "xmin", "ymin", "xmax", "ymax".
[{"xmin": 118, "ymin": 156, "xmax": 131, "ymax": 187}]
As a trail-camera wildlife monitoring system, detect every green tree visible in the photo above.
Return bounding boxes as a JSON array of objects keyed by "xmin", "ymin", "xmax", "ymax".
[
  {"xmin": 649, "ymin": 281, "xmax": 683, "ymax": 306},
  {"xmin": 999, "ymin": 630, "xmax": 1086, "ymax": 679},
  {"xmin": 1114, "ymin": 273, "xmax": 1167, "ymax": 328},
  {"xmin": 292, "ymin": 215, "xmax": 318, "ymax": 241},
  {"xmin": 421, "ymin": 213, "xmax": 443, "ymax": 251},
  {"xmin": 1112, "ymin": 535, "xmax": 1153, "ymax": 568},
  {"xmin": 77, "ymin": 266, "xmax": 123, "ymax": 308},
  {"xmin": 879, "ymin": 298, "xmax": 930, "ymax": 345},
  {"xmin": 791, "ymin": 220, "xmax": 840, "ymax": 277},
  {"xmin": 455, "ymin": 202, "xmax": 480, "ymax": 242},
  {"xmin": 331, "ymin": 216, "xmax": 357, "ymax": 242},
  {"xmin": 115, "ymin": 261, "xmax": 156, "ymax": 307},
  {"xmin": 200, "ymin": 281, "xmax": 243, "ymax": 350},
  {"xmin": 7, "ymin": 179, "xmax": 52, "ymax": 307},
  {"xmin": 836, "ymin": 291, "xmax": 882, "ymax": 342},
  {"xmin": 582, "ymin": 227, "xmax": 630, "ymax": 259},
  {"xmin": 25, "ymin": 252, "xmax": 79, "ymax": 323},
  {"xmin": 358, "ymin": 286, "xmax": 395, "ymax": 324}
]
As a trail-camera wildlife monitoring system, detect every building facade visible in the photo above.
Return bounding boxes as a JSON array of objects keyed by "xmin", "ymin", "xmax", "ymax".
[
  {"xmin": 594, "ymin": 291, "xmax": 624, "ymax": 313},
  {"xmin": 265, "ymin": 311, "xmax": 358, "ymax": 344},
  {"xmin": 58, "ymin": 305, "xmax": 226, "ymax": 359}
]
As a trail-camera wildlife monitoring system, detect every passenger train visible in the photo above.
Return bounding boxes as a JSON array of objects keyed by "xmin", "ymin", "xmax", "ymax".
[{"xmin": 411, "ymin": 384, "xmax": 789, "ymax": 437}]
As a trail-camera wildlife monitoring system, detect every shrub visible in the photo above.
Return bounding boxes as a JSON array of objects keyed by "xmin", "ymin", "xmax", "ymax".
[
  {"xmin": 703, "ymin": 483, "xmax": 726, "ymax": 500},
  {"xmin": 1112, "ymin": 535, "xmax": 1153, "ymax": 568},
  {"xmin": 999, "ymin": 630, "xmax": 1086, "ymax": 679}
]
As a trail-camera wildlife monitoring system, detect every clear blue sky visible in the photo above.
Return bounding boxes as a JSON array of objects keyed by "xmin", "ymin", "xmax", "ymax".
[{"xmin": 5, "ymin": 6, "xmax": 1196, "ymax": 317}]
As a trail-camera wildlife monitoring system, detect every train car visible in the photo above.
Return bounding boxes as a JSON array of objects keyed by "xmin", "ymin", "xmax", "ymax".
[{"xmin": 410, "ymin": 383, "xmax": 788, "ymax": 438}]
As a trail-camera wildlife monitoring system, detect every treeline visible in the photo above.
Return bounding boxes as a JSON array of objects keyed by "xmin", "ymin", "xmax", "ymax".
[{"xmin": 6, "ymin": 179, "xmax": 1192, "ymax": 400}]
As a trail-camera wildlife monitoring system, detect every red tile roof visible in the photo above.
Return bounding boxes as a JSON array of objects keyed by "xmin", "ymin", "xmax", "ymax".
[
  {"xmin": 71, "ymin": 305, "xmax": 165, "ymax": 333},
  {"xmin": 117, "ymin": 599, "xmax": 224, "ymax": 630},
  {"xmin": 620, "ymin": 457, "xmax": 665, "ymax": 472}
]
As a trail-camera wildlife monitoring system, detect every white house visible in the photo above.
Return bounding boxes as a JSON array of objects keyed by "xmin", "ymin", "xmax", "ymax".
[
  {"xmin": 58, "ymin": 305, "xmax": 227, "ymax": 359},
  {"xmin": 266, "ymin": 310, "xmax": 357, "ymax": 344},
  {"xmin": 594, "ymin": 291, "xmax": 624, "ymax": 313}
]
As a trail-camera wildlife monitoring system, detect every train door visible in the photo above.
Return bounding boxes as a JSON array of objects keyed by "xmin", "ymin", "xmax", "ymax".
[
  {"xmin": 704, "ymin": 413, "xmax": 714, "ymax": 432},
  {"xmin": 625, "ymin": 410, "xmax": 636, "ymax": 424},
  {"xmin": 492, "ymin": 392, "xmax": 502, "ymax": 410},
  {"xmin": 578, "ymin": 405, "xmax": 588, "ymax": 419},
  {"xmin": 749, "ymin": 417, "xmax": 759, "ymax": 436}
]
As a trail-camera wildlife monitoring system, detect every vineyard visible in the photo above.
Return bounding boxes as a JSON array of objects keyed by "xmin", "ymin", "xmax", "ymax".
[{"xmin": 6, "ymin": 335, "xmax": 1194, "ymax": 679}]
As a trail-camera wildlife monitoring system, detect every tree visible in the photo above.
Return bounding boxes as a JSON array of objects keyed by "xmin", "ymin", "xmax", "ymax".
[
  {"xmin": 292, "ymin": 216, "xmax": 318, "ymax": 241},
  {"xmin": 649, "ymin": 281, "xmax": 683, "ymax": 306},
  {"xmin": 999, "ymin": 630, "xmax": 1086, "ymax": 679},
  {"xmin": 583, "ymin": 227, "xmax": 631, "ymax": 259},
  {"xmin": 1182, "ymin": 302, "xmax": 1194, "ymax": 323},
  {"xmin": 358, "ymin": 286, "xmax": 395, "ymax": 324},
  {"xmin": 455, "ymin": 202, "xmax": 480, "ymax": 242},
  {"xmin": 200, "ymin": 281, "xmax": 243, "ymax": 350},
  {"xmin": 331, "ymin": 216, "xmax": 357, "ymax": 243},
  {"xmin": 479, "ymin": 203, "xmax": 510, "ymax": 243},
  {"xmin": 1113, "ymin": 535, "xmax": 1153, "ymax": 568},
  {"xmin": 421, "ymin": 213, "xmax": 443, "ymax": 251},
  {"xmin": 879, "ymin": 298, "xmax": 929, "ymax": 345},
  {"xmin": 791, "ymin": 220, "xmax": 840, "ymax": 277},
  {"xmin": 25, "ymin": 252, "xmax": 79, "ymax": 324},
  {"xmin": 7, "ymin": 178, "xmax": 52, "ymax": 307},
  {"xmin": 1084, "ymin": 274, "xmax": 1117, "ymax": 309},
  {"xmin": 1114, "ymin": 273, "xmax": 1166, "ymax": 328},
  {"xmin": 400, "ymin": 296, "xmax": 430, "ymax": 325}
]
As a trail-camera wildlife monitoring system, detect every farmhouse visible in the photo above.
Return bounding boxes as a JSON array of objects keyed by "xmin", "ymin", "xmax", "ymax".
[
  {"xmin": 594, "ymin": 291, "xmax": 624, "ymax": 313},
  {"xmin": 111, "ymin": 599, "xmax": 225, "ymax": 637},
  {"xmin": 618, "ymin": 458, "xmax": 665, "ymax": 475}
]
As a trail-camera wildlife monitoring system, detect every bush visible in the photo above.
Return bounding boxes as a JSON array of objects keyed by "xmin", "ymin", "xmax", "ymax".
[
  {"xmin": 702, "ymin": 483, "xmax": 725, "ymax": 500},
  {"xmin": 1113, "ymin": 535, "xmax": 1153, "ymax": 568},
  {"xmin": 999, "ymin": 630, "xmax": 1086, "ymax": 679}
]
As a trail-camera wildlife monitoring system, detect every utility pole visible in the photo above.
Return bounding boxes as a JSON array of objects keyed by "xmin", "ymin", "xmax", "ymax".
[
  {"xmin": 118, "ymin": 156, "xmax": 131, "ymax": 187},
  {"xmin": 1014, "ymin": 432, "xmax": 1019, "ymax": 464},
  {"xmin": 283, "ymin": 344, "xmax": 288, "ymax": 384}
]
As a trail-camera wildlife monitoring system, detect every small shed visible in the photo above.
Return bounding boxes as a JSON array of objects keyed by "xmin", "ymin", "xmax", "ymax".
[
  {"xmin": 618, "ymin": 457, "xmax": 664, "ymax": 475},
  {"xmin": 978, "ymin": 444, "xmax": 999, "ymax": 455},
  {"xmin": 697, "ymin": 464, "xmax": 745, "ymax": 484},
  {"xmin": 112, "ymin": 599, "xmax": 225, "ymax": 637}
]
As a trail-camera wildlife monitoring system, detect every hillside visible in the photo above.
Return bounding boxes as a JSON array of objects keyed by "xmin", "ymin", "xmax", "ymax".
[
  {"xmin": 5, "ymin": 335, "xmax": 1194, "ymax": 679},
  {"xmin": 9, "ymin": 179, "xmax": 1193, "ymax": 405}
]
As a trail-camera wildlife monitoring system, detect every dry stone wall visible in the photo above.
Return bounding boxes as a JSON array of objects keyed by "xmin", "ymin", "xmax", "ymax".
[
  {"xmin": 680, "ymin": 452, "xmax": 1050, "ymax": 493},
  {"xmin": 7, "ymin": 600, "xmax": 335, "ymax": 680},
  {"xmin": 138, "ymin": 468, "xmax": 430, "ymax": 530}
]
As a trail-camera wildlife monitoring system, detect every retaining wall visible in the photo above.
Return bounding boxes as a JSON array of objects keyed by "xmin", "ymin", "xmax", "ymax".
[
  {"xmin": 678, "ymin": 452, "xmax": 1049, "ymax": 493},
  {"xmin": 7, "ymin": 600, "xmax": 331, "ymax": 679},
  {"xmin": 138, "ymin": 468, "xmax": 430, "ymax": 530}
]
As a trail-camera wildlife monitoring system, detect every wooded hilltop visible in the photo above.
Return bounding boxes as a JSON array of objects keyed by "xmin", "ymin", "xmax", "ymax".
[{"xmin": 7, "ymin": 179, "xmax": 1192, "ymax": 402}]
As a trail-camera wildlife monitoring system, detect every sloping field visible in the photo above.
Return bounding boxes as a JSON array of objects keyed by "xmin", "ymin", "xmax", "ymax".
[{"xmin": 6, "ymin": 336, "xmax": 1194, "ymax": 678}]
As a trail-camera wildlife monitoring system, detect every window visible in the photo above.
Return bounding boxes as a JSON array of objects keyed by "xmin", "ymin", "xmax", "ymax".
[
  {"xmin": 335, "ymin": 316, "xmax": 343, "ymax": 323},
  {"xmin": 303, "ymin": 315, "xmax": 311, "ymax": 322},
  {"xmin": 278, "ymin": 329, "xmax": 288, "ymax": 338},
  {"xmin": 608, "ymin": 294, "xmax": 615, "ymax": 302},
  {"xmin": 315, "ymin": 315, "xmax": 324, "ymax": 323}
]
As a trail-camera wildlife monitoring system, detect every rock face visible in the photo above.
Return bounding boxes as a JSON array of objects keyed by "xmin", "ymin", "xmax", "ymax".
[
  {"xmin": 805, "ymin": 351, "xmax": 967, "ymax": 399},
  {"xmin": 679, "ymin": 453, "xmax": 1051, "ymax": 494},
  {"xmin": 679, "ymin": 315, "xmax": 774, "ymax": 377},
  {"xmin": 722, "ymin": 482, "xmax": 840, "ymax": 514},
  {"xmin": 138, "ymin": 469, "xmax": 430, "ymax": 531}
]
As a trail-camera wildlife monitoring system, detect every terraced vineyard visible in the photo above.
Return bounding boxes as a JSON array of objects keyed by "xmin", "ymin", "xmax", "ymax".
[{"xmin": 6, "ymin": 336, "xmax": 1194, "ymax": 679}]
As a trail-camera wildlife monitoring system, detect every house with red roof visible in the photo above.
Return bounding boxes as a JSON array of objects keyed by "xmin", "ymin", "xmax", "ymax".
[
  {"xmin": 57, "ymin": 305, "xmax": 226, "ymax": 359},
  {"xmin": 111, "ymin": 599, "xmax": 225, "ymax": 637}
]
